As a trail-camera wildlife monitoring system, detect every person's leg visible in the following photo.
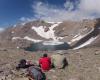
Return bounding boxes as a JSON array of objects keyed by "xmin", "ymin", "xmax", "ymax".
[
  {"xmin": 62, "ymin": 58, "xmax": 68, "ymax": 69},
  {"xmin": 42, "ymin": 72, "xmax": 46, "ymax": 80},
  {"xmin": 51, "ymin": 63, "xmax": 55, "ymax": 68}
]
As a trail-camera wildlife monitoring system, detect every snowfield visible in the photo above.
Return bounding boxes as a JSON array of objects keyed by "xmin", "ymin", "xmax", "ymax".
[
  {"xmin": 74, "ymin": 36, "xmax": 98, "ymax": 49},
  {"xmin": 24, "ymin": 36, "xmax": 42, "ymax": 43},
  {"xmin": 31, "ymin": 22, "xmax": 62, "ymax": 41},
  {"xmin": 12, "ymin": 36, "xmax": 65, "ymax": 45},
  {"xmin": 69, "ymin": 28, "xmax": 94, "ymax": 44},
  {"xmin": 12, "ymin": 36, "xmax": 42, "ymax": 43}
]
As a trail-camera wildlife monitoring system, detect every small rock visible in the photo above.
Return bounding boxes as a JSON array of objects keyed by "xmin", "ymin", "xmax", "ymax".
[
  {"xmin": 0, "ymin": 76, "xmax": 6, "ymax": 80},
  {"xmin": 15, "ymin": 77, "xmax": 29, "ymax": 80},
  {"xmin": 52, "ymin": 75, "xmax": 57, "ymax": 79},
  {"xmin": 5, "ymin": 64, "xmax": 12, "ymax": 68},
  {"xmin": 0, "ymin": 70, "xmax": 3, "ymax": 73},
  {"xmin": 98, "ymin": 67, "xmax": 100, "ymax": 72},
  {"xmin": 6, "ymin": 74, "xmax": 12, "ymax": 80},
  {"xmin": 44, "ymin": 27, "xmax": 49, "ymax": 32},
  {"xmin": 49, "ymin": 69, "xmax": 56, "ymax": 72},
  {"xmin": 95, "ymin": 51, "xmax": 100, "ymax": 55}
]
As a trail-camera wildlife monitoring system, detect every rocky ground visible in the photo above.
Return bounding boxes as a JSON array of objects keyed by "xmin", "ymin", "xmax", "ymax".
[
  {"xmin": 0, "ymin": 47, "xmax": 100, "ymax": 80},
  {"xmin": 0, "ymin": 17, "xmax": 99, "ymax": 80}
]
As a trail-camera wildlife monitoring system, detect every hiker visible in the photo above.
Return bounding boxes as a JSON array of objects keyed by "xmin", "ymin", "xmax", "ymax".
[
  {"xmin": 27, "ymin": 66, "xmax": 46, "ymax": 80},
  {"xmin": 39, "ymin": 53, "xmax": 51, "ymax": 71},
  {"xmin": 51, "ymin": 51, "xmax": 68, "ymax": 69},
  {"xmin": 16, "ymin": 59, "xmax": 34, "ymax": 70}
]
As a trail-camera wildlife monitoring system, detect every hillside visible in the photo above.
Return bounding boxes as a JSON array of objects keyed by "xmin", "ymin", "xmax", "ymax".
[
  {"xmin": 0, "ymin": 18, "xmax": 100, "ymax": 80},
  {"xmin": 0, "ymin": 19, "xmax": 99, "ymax": 49},
  {"xmin": 0, "ymin": 47, "xmax": 100, "ymax": 80}
]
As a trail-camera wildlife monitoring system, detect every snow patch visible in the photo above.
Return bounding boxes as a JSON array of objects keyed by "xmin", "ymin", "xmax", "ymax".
[
  {"xmin": 11, "ymin": 31, "xmax": 15, "ymax": 34},
  {"xmin": 24, "ymin": 36, "xmax": 42, "ymax": 43},
  {"xmin": 74, "ymin": 36, "xmax": 98, "ymax": 50},
  {"xmin": 12, "ymin": 37, "xmax": 22, "ymax": 40},
  {"xmin": 12, "ymin": 36, "xmax": 42, "ymax": 43},
  {"xmin": 17, "ymin": 46, "xmax": 20, "ymax": 49},
  {"xmin": 58, "ymin": 37, "xmax": 64, "ymax": 40},
  {"xmin": 82, "ymin": 28, "xmax": 88, "ymax": 31},
  {"xmin": 67, "ymin": 42, "xmax": 71, "ymax": 44},
  {"xmin": 71, "ymin": 34, "xmax": 84, "ymax": 42},
  {"xmin": 46, "ymin": 21, "xmax": 62, "ymax": 24},
  {"xmin": 73, "ymin": 34, "xmax": 79, "ymax": 38},
  {"xmin": 21, "ymin": 22, "xmax": 26, "ymax": 26},
  {"xmin": 31, "ymin": 22, "xmax": 62, "ymax": 41},
  {"xmin": 42, "ymin": 41, "xmax": 64, "ymax": 45},
  {"xmin": 45, "ymin": 21, "xmax": 56, "ymax": 24},
  {"xmin": 69, "ymin": 28, "xmax": 94, "ymax": 44},
  {"xmin": 47, "ymin": 22, "xmax": 56, "ymax": 24}
]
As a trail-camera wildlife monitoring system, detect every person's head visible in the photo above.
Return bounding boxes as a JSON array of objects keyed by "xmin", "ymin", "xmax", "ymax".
[
  {"xmin": 43, "ymin": 53, "xmax": 48, "ymax": 57},
  {"xmin": 16, "ymin": 59, "xmax": 26, "ymax": 70},
  {"xmin": 20, "ymin": 59, "xmax": 26, "ymax": 64}
]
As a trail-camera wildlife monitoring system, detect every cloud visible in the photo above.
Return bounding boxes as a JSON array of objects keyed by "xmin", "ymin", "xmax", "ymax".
[
  {"xmin": 32, "ymin": 0, "xmax": 100, "ymax": 21},
  {"xmin": 20, "ymin": 17, "xmax": 37, "ymax": 23},
  {"xmin": 0, "ymin": 28, "xmax": 4, "ymax": 32},
  {"xmin": 79, "ymin": 0, "xmax": 100, "ymax": 13},
  {"xmin": 20, "ymin": 17, "xmax": 32, "ymax": 22},
  {"xmin": 64, "ymin": 0, "xmax": 79, "ymax": 11},
  {"xmin": 64, "ymin": 2, "xmax": 74, "ymax": 11}
]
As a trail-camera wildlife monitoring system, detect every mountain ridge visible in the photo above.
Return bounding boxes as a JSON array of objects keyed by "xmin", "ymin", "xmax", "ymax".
[{"xmin": 0, "ymin": 19, "xmax": 99, "ymax": 50}]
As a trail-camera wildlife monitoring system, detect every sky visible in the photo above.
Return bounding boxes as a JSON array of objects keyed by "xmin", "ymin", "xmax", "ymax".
[{"xmin": 0, "ymin": 0, "xmax": 100, "ymax": 28}]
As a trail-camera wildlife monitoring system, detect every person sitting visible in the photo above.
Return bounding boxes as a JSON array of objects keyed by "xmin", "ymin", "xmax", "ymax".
[
  {"xmin": 16, "ymin": 59, "xmax": 34, "ymax": 70},
  {"xmin": 39, "ymin": 53, "xmax": 51, "ymax": 71},
  {"xmin": 51, "ymin": 52, "xmax": 68, "ymax": 69}
]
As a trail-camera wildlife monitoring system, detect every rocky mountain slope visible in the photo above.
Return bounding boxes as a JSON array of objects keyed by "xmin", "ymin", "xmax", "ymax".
[
  {"xmin": 0, "ymin": 19, "xmax": 99, "ymax": 50},
  {"xmin": 0, "ymin": 47, "xmax": 100, "ymax": 80},
  {"xmin": 0, "ymin": 19, "xmax": 100, "ymax": 80}
]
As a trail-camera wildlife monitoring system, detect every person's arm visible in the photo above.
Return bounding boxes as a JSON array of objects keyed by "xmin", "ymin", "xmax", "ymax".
[
  {"xmin": 39, "ymin": 58, "xmax": 42, "ymax": 67},
  {"xmin": 49, "ymin": 57, "xmax": 51, "ymax": 64},
  {"xmin": 62, "ymin": 58, "xmax": 68, "ymax": 69}
]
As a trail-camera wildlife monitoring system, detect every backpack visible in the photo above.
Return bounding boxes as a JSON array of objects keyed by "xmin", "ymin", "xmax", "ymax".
[{"xmin": 28, "ymin": 66, "xmax": 45, "ymax": 80}]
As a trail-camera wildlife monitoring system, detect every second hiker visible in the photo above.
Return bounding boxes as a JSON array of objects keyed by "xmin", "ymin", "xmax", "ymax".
[{"xmin": 39, "ymin": 53, "xmax": 51, "ymax": 71}]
